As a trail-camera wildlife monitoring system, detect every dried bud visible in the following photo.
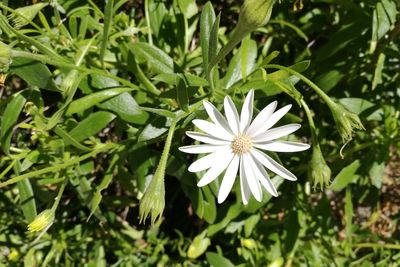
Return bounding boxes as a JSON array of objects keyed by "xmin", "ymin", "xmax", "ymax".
[
  {"xmin": 27, "ymin": 209, "xmax": 54, "ymax": 233},
  {"xmin": 309, "ymin": 146, "xmax": 331, "ymax": 190},
  {"xmin": 8, "ymin": 3, "xmax": 48, "ymax": 29},
  {"xmin": 329, "ymin": 102, "xmax": 365, "ymax": 142}
]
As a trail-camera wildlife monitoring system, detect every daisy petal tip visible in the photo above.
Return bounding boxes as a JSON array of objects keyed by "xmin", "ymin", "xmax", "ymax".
[{"xmin": 196, "ymin": 181, "xmax": 205, "ymax": 187}]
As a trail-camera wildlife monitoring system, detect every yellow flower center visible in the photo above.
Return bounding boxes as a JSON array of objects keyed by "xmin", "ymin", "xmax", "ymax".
[{"xmin": 231, "ymin": 135, "xmax": 252, "ymax": 155}]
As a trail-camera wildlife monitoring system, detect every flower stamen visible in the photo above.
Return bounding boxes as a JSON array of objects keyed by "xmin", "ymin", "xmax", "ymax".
[{"xmin": 231, "ymin": 135, "xmax": 252, "ymax": 155}]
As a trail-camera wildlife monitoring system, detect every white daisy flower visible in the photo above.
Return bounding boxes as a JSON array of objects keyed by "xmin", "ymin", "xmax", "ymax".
[{"xmin": 179, "ymin": 90, "xmax": 310, "ymax": 204}]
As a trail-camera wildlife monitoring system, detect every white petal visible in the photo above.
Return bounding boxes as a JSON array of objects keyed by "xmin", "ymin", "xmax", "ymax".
[
  {"xmin": 246, "ymin": 101, "xmax": 277, "ymax": 137},
  {"xmin": 250, "ymin": 155, "xmax": 278, "ymax": 197},
  {"xmin": 217, "ymin": 155, "xmax": 240, "ymax": 203},
  {"xmin": 192, "ymin": 119, "xmax": 233, "ymax": 141},
  {"xmin": 224, "ymin": 96, "xmax": 240, "ymax": 135},
  {"xmin": 239, "ymin": 156, "xmax": 251, "ymax": 205},
  {"xmin": 254, "ymin": 141, "xmax": 310, "ymax": 152},
  {"xmin": 197, "ymin": 148, "xmax": 234, "ymax": 187},
  {"xmin": 188, "ymin": 153, "xmax": 216, "ymax": 172},
  {"xmin": 253, "ymin": 124, "xmax": 301, "ymax": 142},
  {"xmin": 250, "ymin": 149, "xmax": 297, "ymax": 181},
  {"xmin": 179, "ymin": 144, "xmax": 224, "ymax": 154},
  {"xmin": 240, "ymin": 90, "xmax": 254, "ymax": 133},
  {"xmin": 186, "ymin": 131, "xmax": 230, "ymax": 145},
  {"xmin": 203, "ymin": 100, "xmax": 233, "ymax": 134},
  {"xmin": 243, "ymin": 153, "xmax": 262, "ymax": 202},
  {"xmin": 248, "ymin": 104, "xmax": 292, "ymax": 138}
]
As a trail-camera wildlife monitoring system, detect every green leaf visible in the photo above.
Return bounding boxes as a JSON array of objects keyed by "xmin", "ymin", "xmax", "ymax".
[
  {"xmin": 372, "ymin": 53, "xmax": 386, "ymax": 90},
  {"xmin": 178, "ymin": 0, "xmax": 197, "ymax": 19},
  {"xmin": 176, "ymin": 75, "xmax": 189, "ymax": 112},
  {"xmin": 371, "ymin": 0, "xmax": 397, "ymax": 52},
  {"xmin": 206, "ymin": 252, "xmax": 235, "ymax": 267},
  {"xmin": 339, "ymin": 98, "xmax": 374, "ymax": 115},
  {"xmin": 153, "ymin": 73, "xmax": 209, "ymax": 87},
  {"xmin": 315, "ymin": 70, "xmax": 345, "ymax": 93},
  {"xmin": 330, "ymin": 160, "xmax": 361, "ymax": 191},
  {"xmin": 145, "ymin": 0, "xmax": 167, "ymax": 38},
  {"xmin": 98, "ymin": 92, "xmax": 149, "ymax": 125},
  {"xmin": 66, "ymin": 87, "xmax": 133, "ymax": 115},
  {"xmin": 244, "ymin": 214, "xmax": 260, "ymax": 238},
  {"xmin": 10, "ymin": 57, "xmax": 60, "ymax": 92},
  {"xmin": 200, "ymin": 2, "xmax": 216, "ymax": 73},
  {"xmin": 369, "ymin": 161, "xmax": 385, "ymax": 189},
  {"xmin": 68, "ymin": 111, "xmax": 116, "ymax": 143},
  {"xmin": 15, "ymin": 161, "xmax": 37, "ymax": 222},
  {"xmin": 131, "ymin": 42, "xmax": 174, "ymax": 74},
  {"xmin": 0, "ymin": 93, "xmax": 26, "ymax": 154},
  {"xmin": 222, "ymin": 38, "xmax": 257, "ymax": 89},
  {"xmin": 208, "ymin": 13, "xmax": 221, "ymax": 70},
  {"xmin": 344, "ymin": 187, "xmax": 353, "ymax": 256},
  {"xmin": 100, "ymin": 0, "xmax": 114, "ymax": 67},
  {"xmin": 260, "ymin": 50, "xmax": 280, "ymax": 66},
  {"xmin": 202, "ymin": 186, "xmax": 217, "ymax": 224}
]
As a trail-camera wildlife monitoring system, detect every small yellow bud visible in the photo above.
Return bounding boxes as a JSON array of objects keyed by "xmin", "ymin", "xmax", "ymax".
[
  {"xmin": 7, "ymin": 248, "xmax": 20, "ymax": 261},
  {"xmin": 27, "ymin": 209, "xmax": 54, "ymax": 233},
  {"xmin": 241, "ymin": 238, "xmax": 257, "ymax": 249}
]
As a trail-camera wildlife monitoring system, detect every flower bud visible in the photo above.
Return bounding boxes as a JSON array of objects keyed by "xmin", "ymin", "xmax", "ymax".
[
  {"xmin": 208, "ymin": 0, "xmax": 275, "ymax": 71},
  {"xmin": 8, "ymin": 3, "xmax": 48, "ymax": 29},
  {"xmin": 0, "ymin": 41, "xmax": 11, "ymax": 71},
  {"xmin": 139, "ymin": 172, "xmax": 165, "ymax": 225},
  {"xmin": 27, "ymin": 209, "xmax": 54, "ymax": 233},
  {"xmin": 329, "ymin": 102, "xmax": 364, "ymax": 142},
  {"xmin": 238, "ymin": 0, "xmax": 274, "ymax": 32},
  {"xmin": 309, "ymin": 146, "xmax": 331, "ymax": 190},
  {"xmin": 139, "ymin": 120, "xmax": 177, "ymax": 225}
]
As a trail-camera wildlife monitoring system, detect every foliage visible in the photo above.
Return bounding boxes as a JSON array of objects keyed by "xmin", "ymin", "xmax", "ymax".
[{"xmin": 0, "ymin": 0, "xmax": 399, "ymax": 266}]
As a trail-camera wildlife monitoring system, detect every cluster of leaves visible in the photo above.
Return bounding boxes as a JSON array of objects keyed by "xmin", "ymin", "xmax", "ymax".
[{"xmin": 0, "ymin": 0, "xmax": 399, "ymax": 266}]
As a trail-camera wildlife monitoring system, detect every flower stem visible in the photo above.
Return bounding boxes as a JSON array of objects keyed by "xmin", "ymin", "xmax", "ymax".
[
  {"xmin": 11, "ymin": 50, "xmax": 141, "ymax": 91},
  {"xmin": 50, "ymin": 178, "xmax": 68, "ymax": 213},
  {"xmin": 301, "ymin": 99, "xmax": 319, "ymax": 148},
  {"xmin": 0, "ymin": 143, "xmax": 117, "ymax": 188},
  {"xmin": 266, "ymin": 64, "xmax": 335, "ymax": 108}
]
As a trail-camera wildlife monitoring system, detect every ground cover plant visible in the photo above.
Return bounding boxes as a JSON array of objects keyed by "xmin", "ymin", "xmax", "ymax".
[{"xmin": 0, "ymin": 0, "xmax": 399, "ymax": 266}]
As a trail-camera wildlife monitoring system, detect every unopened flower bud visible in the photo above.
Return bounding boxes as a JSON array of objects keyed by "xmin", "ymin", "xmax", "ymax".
[
  {"xmin": 329, "ymin": 102, "xmax": 364, "ymax": 142},
  {"xmin": 27, "ymin": 209, "xmax": 54, "ymax": 233},
  {"xmin": 309, "ymin": 146, "xmax": 331, "ymax": 190},
  {"xmin": 238, "ymin": 0, "xmax": 274, "ymax": 32},
  {"xmin": 139, "ymin": 173, "xmax": 165, "ymax": 225},
  {"xmin": 139, "ymin": 120, "xmax": 178, "ymax": 225},
  {"xmin": 0, "ymin": 41, "xmax": 11, "ymax": 71},
  {"xmin": 8, "ymin": 3, "xmax": 48, "ymax": 29}
]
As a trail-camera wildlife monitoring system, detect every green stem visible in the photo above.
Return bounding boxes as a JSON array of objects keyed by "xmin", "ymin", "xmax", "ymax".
[
  {"xmin": 0, "ymin": 143, "xmax": 117, "ymax": 188},
  {"xmin": 266, "ymin": 64, "xmax": 335, "ymax": 108},
  {"xmin": 11, "ymin": 50, "xmax": 141, "ymax": 91},
  {"xmin": 51, "ymin": 178, "xmax": 68, "ymax": 213},
  {"xmin": 144, "ymin": 0, "xmax": 153, "ymax": 45},
  {"xmin": 354, "ymin": 243, "xmax": 400, "ymax": 250},
  {"xmin": 301, "ymin": 99, "xmax": 319, "ymax": 149}
]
